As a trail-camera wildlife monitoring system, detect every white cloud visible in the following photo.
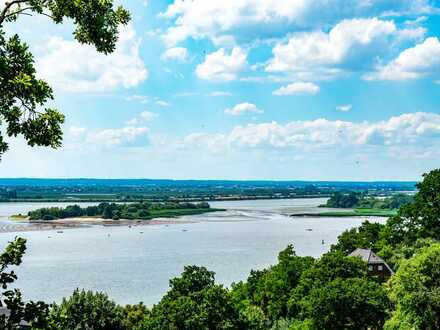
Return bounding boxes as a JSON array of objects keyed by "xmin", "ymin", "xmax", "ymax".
[
  {"xmin": 224, "ymin": 103, "xmax": 263, "ymax": 116},
  {"xmin": 140, "ymin": 111, "xmax": 158, "ymax": 121},
  {"xmin": 68, "ymin": 127, "xmax": 87, "ymax": 138},
  {"xmin": 182, "ymin": 112, "xmax": 440, "ymax": 150},
  {"xmin": 273, "ymin": 82, "xmax": 319, "ymax": 95},
  {"xmin": 37, "ymin": 24, "xmax": 148, "ymax": 92},
  {"xmin": 365, "ymin": 37, "xmax": 440, "ymax": 81},
  {"xmin": 196, "ymin": 47, "xmax": 247, "ymax": 82},
  {"xmin": 126, "ymin": 111, "xmax": 158, "ymax": 126},
  {"xmin": 396, "ymin": 27, "xmax": 427, "ymax": 41},
  {"xmin": 161, "ymin": 47, "xmax": 189, "ymax": 61},
  {"xmin": 126, "ymin": 94, "xmax": 149, "ymax": 103},
  {"xmin": 266, "ymin": 18, "xmax": 397, "ymax": 79},
  {"xmin": 336, "ymin": 104, "xmax": 352, "ymax": 112},
  {"xmin": 210, "ymin": 91, "xmax": 232, "ymax": 96},
  {"xmin": 156, "ymin": 100, "xmax": 171, "ymax": 107},
  {"xmin": 87, "ymin": 126, "xmax": 150, "ymax": 148},
  {"xmin": 161, "ymin": 0, "xmax": 432, "ymax": 45}
]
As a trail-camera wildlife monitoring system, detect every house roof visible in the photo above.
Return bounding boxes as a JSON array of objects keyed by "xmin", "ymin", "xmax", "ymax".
[
  {"xmin": 349, "ymin": 248, "xmax": 394, "ymax": 274},
  {"xmin": 349, "ymin": 248, "xmax": 384, "ymax": 264}
]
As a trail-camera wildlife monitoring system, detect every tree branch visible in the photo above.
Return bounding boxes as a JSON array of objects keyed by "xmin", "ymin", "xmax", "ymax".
[
  {"xmin": 0, "ymin": 0, "xmax": 30, "ymax": 26},
  {"xmin": 3, "ymin": 6, "xmax": 34, "ymax": 20}
]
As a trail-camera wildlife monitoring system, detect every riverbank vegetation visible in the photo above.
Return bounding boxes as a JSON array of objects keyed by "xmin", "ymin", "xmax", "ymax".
[
  {"xmin": 306, "ymin": 192, "xmax": 413, "ymax": 217},
  {"xmin": 27, "ymin": 201, "xmax": 219, "ymax": 221},
  {"xmin": 2, "ymin": 168, "xmax": 440, "ymax": 329},
  {"xmin": 323, "ymin": 192, "xmax": 414, "ymax": 209},
  {"xmin": 293, "ymin": 208, "xmax": 398, "ymax": 217}
]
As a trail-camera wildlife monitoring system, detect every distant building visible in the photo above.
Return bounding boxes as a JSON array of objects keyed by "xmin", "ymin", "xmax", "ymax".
[{"xmin": 349, "ymin": 248, "xmax": 394, "ymax": 278}]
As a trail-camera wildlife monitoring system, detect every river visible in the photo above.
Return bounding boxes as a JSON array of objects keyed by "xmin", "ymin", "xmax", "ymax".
[{"xmin": 0, "ymin": 198, "xmax": 386, "ymax": 305}]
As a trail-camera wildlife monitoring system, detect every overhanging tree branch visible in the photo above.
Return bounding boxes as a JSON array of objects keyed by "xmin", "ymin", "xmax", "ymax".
[{"xmin": 0, "ymin": 0, "xmax": 29, "ymax": 25}]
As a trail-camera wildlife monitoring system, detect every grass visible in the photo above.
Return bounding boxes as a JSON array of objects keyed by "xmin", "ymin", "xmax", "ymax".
[
  {"xmin": 9, "ymin": 214, "xmax": 28, "ymax": 220},
  {"xmin": 293, "ymin": 208, "xmax": 397, "ymax": 217}
]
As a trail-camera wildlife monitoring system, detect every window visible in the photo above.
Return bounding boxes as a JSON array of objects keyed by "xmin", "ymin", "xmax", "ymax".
[
  {"xmin": 368, "ymin": 265, "xmax": 373, "ymax": 271},
  {"xmin": 378, "ymin": 265, "xmax": 383, "ymax": 271}
]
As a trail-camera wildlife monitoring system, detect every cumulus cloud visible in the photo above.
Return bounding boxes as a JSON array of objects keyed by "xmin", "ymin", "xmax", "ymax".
[
  {"xmin": 224, "ymin": 103, "xmax": 263, "ymax": 116},
  {"xmin": 273, "ymin": 82, "xmax": 319, "ymax": 95},
  {"xmin": 336, "ymin": 104, "xmax": 352, "ymax": 112},
  {"xmin": 196, "ymin": 47, "xmax": 247, "ymax": 82},
  {"xmin": 266, "ymin": 18, "xmax": 397, "ymax": 79},
  {"xmin": 365, "ymin": 37, "xmax": 440, "ymax": 81},
  {"xmin": 160, "ymin": 0, "xmax": 432, "ymax": 45},
  {"xmin": 87, "ymin": 126, "xmax": 150, "ymax": 148},
  {"xmin": 37, "ymin": 24, "xmax": 148, "ymax": 92},
  {"xmin": 126, "ymin": 111, "xmax": 158, "ymax": 126},
  {"xmin": 180, "ymin": 112, "xmax": 440, "ymax": 150},
  {"xmin": 161, "ymin": 47, "xmax": 189, "ymax": 61}
]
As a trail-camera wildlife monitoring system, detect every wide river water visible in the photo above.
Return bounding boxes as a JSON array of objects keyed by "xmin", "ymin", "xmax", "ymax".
[{"xmin": 0, "ymin": 198, "xmax": 386, "ymax": 305}]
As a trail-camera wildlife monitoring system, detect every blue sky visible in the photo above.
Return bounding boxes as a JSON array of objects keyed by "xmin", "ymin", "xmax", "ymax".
[{"xmin": 1, "ymin": 0, "xmax": 440, "ymax": 180}]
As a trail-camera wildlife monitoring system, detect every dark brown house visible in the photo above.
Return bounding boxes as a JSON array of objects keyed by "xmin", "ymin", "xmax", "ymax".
[{"xmin": 349, "ymin": 248, "xmax": 394, "ymax": 278}]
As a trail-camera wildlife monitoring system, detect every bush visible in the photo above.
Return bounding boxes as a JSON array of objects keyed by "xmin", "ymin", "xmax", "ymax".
[{"xmin": 49, "ymin": 289, "xmax": 124, "ymax": 330}]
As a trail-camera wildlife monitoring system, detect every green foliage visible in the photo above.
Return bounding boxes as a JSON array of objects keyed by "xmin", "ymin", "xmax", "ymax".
[
  {"xmin": 331, "ymin": 221, "xmax": 385, "ymax": 255},
  {"xmin": 384, "ymin": 169, "xmax": 440, "ymax": 246},
  {"xmin": 144, "ymin": 266, "xmax": 243, "ymax": 330},
  {"xmin": 49, "ymin": 289, "xmax": 125, "ymax": 330},
  {"xmin": 325, "ymin": 192, "xmax": 360, "ymax": 208},
  {"xmin": 231, "ymin": 246, "xmax": 314, "ymax": 323},
  {"xmin": 325, "ymin": 192, "xmax": 413, "ymax": 210},
  {"xmin": 0, "ymin": 237, "xmax": 49, "ymax": 329},
  {"xmin": 300, "ymin": 278, "xmax": 389, "ymax": 330},
  {"xmin": 119, "ymin": 303, "xmax": 150, "ymax": 330},
  {"xmin": 287, "ymin": 252, "xmax": 369, "ymax": 319},
  {"xmin": 28, "ymin": 201, "xmax": 213, "ymax": 220},
  {"xmin": 0, "ymin": 0, "xmax": 129, "ymax": 159},
  {"xmin": 385, "ymin": 243, "xmax": 440, "ymax": 330}
]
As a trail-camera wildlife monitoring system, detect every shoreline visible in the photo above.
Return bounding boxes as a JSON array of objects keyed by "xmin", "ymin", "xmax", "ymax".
[{"xmin": 0, "ymin": 217, "xmax": 196, "ymax": 234}]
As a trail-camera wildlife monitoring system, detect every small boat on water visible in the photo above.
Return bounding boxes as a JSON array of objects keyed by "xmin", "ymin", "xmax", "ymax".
[
  {"xmin": 306, "ymin": 228, "xmax": 313, "ymax": 232},
  {"xmin": 57, "ymin": 231, "xmax": 63, "ymax": 234}
]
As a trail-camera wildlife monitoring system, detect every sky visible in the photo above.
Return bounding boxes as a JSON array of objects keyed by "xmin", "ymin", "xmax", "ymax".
[{"xmin": 1, "ymin": 0, "xmax": 440, "ymax": 180}]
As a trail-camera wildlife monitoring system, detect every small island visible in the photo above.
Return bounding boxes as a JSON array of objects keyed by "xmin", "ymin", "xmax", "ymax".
[
  {"xmin": 292, "ymin": 193, "xmax": 413, "ymax": 217},
  {"xmin": 26, "ymin": 201, "xmax": 223, "ymax": 221}
]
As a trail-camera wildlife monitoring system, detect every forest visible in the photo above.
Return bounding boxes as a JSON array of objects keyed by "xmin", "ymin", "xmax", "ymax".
[
  {"xmin": 323, "ymin": 192, "xmax": 414, "ymax": 210},
  {"xmin": 1, "ymin": 168, "xmax": 440, "ymax": 329},
  {"xmin": 27, "ymin": 201, "xmax": 215, "ymax": 221}
]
